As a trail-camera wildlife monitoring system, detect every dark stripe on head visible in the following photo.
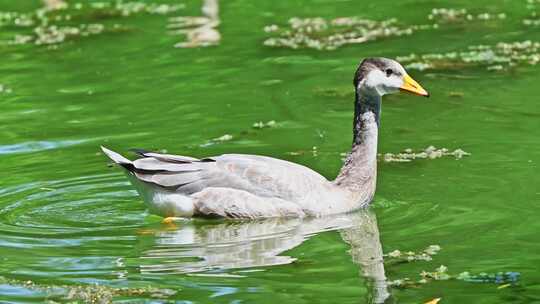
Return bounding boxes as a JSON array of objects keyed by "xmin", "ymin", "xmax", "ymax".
[{"xmin": 353, "ymin": 58, "xmax": 391, "ymax": 87}]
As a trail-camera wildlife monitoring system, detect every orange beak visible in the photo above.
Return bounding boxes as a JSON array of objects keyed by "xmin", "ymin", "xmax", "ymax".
[{"xmin": 400, "ymin": 74, "xmax": 429, "ymax": 97}]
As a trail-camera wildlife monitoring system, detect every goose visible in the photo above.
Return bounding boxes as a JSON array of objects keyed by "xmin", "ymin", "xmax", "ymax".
[{"xmin": 101, "ymin": 57, "xmax": 429, "ymax": 221}]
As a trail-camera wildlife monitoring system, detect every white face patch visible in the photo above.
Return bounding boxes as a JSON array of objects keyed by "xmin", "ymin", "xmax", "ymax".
[{"xmin": 362, "ymin": 70, "xmax": 404, "ymax": 96}]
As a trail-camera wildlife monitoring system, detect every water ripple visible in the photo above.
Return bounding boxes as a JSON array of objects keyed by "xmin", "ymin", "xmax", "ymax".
[
  {"xmin": 0, "ymin": 140, "xmax": 85, "ymax": 155},
  {"xmin": 0, "ymin": 173, "xmax": 141, "ymax": 242}
]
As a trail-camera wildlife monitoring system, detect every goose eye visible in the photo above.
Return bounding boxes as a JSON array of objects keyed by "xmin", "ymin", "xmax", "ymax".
[{"xmin": 385, "ymin": 69, "xmax": 393, "ymax": 77}]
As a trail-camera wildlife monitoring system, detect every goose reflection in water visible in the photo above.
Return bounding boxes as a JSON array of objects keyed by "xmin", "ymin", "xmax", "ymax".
[
  {"xmin": 139, "ymin": 209, "xmax": 391, "ymax": 303},
  {"xmin": 169, "ymin": 0, "xmax": 221, "ymax": 48}
]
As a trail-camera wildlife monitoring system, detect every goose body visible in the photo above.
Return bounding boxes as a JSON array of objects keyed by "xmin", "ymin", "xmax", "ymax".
[{"xmin": 102, "ymin": 58, "xmax": 428, "ymax": 219}]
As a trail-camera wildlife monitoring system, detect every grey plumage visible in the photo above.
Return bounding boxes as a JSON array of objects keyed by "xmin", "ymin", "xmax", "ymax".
[{"xmin": 101, "ymin": 113, "xmax": 375, "ymax": 219}]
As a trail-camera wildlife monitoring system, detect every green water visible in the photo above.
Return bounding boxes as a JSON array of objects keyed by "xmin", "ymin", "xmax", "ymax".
[{"xmin": 1, "ymin": 0, "xmax": 539, "ymax": 303}]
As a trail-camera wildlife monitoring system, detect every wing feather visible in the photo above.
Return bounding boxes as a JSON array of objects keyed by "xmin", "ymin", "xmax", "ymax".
[
  {"xmin": 133, "ymin": 158, "xmax": 203, "ymax": 172},
  {"xmin": 107, "ymin": 149, "xmax": 330, "ymax": 202},
  {"xmin": 134, "ymin": 171, "xmax": 204, "ymax": 188}
]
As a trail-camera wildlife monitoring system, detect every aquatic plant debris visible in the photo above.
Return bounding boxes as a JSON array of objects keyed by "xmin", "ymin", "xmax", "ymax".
[
  {"xmin": 388, "ymin": 266, "xmax": 521, "ymax": 288},
  {"xmin": 523, "ymin": 14, "xmax": 540, "ymax": 26},
  {"xmin": 0, "ymin": 84, "xmax": 12, "ymax": 94},
  {"xmin": 263, "ymin": 17, "xmax": 434, "ymax": 50},
  {"xmin": 0, "ymin": 276, "xmax": 177, "ymax": 303},
  {"xmin": 200, "ymin": 134, "xmax": 233, "ymax": 147},
  {"xmin": 385, "ymin": 245, "xmax": 519, "ymax": 288},
  {"xmin": 200, "ymin": 120, "xmax": 281, "ymax": 147},
  {"xmin": 456, "ymin": 271, "xmax": 521, "ymax": 284},
  {"xmin": 397, "ymin": 41, "xmax": 540, "ymax": 71},
  {"xmin": 428, "ymin": 8, "xmax": 506, "ymax": 24},
  {"xmin": 384, "ymin": 245, "xmax": 441, "ymax": 262},
  {"xmin": 524, "ymin": 0, "xmax": 540, "ymax": 26},
  {"xmin": 252, "ymin": 120, "xmax": 276, "ymax": 129},
  {"xmin": 381, "ymin": 146, "xmax": 470, "ymax": 163},
  {"xmin": 262, "ymin": 7, "xmax": 511, "ymax": 50},
  {"xmin": 0, "ymin": 1, "xmax": 183, "ymax": 47}
]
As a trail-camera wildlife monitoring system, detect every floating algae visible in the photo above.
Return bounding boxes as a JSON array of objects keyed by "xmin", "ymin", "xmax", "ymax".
[
  {"xmin": 30, "ymin": 24, "xmax": 105, "ymax": 46},
  {"xmin": 428, "ymin": 8, "xmax": 506, "ymax": 24},
  {"xmin": 0, "ymin": 1, "xmax": 183, "ymax": 47},
  {"xmin": 263, "ymin": 17, "xmax": 434, "ymax": 50},
  {"xmin": 383, "ymin": 245, "xmax": 520, "ymax": 289},
  {"xmin": 66, "ymin": 1, "xmax": 184, "ymax": 17},
  {"xmin": 381, "ymin": 146, "xmax": 470, "ymax": 163},
  {"xmin": 526, "ymin": 0, "xmax": 540, "ymax": 11},
  {"xmin": 388, "ymin": 265, "xmax": 451, "ymax": 288},
  {"xmin": 384, "ymin": 245, "xmax": 441, "ymax": 263},
  {"xmin": 0, "ymin": 84, "xmax": 12, "ymax": 94},
  {"xmin": 252, "ymin": 120, "xmax": 277, "ymax": 129},
  {"xmin": 200, "ymin": 133, "xmax": 233, "ymax": 147},
  {"xmin": 262, "ymin": 7, "xmax": 512, "ymax": 51},
  {"xmin": 0, "ymin": 276, "xmax": 177, "ymax": 303},
  {"xmin": 523, "ymin": 0, "xmax": 540, "ymax": 26},
  {"xmin": 456, "ymin": 271, "xmax": 521, "ymax": 284},
  {"xmin": 389, "ymin": 266, "xmax": 520, "ymax": 288},
  {"xmin": 200, "ymin": 119, "xmax": 281, "ymax": 147},
  {"xmin": 397, "ymin": 40, "xmax": 540, "ymax": 71},
  {"xmin": 523, "ymin": 13, "xmax": 540, "ymax": 26},
  {"xmin": 295, "ymin": 146, "xmax": 469, "ymax": 162}
]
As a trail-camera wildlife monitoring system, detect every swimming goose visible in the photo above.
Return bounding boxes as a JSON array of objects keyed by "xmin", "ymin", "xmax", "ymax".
[{"xmin": 102, "ymin": 57, "xmax": 429, "ymax": 220}]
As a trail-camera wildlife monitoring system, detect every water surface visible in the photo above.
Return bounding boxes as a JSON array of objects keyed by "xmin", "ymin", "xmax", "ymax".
[{"xmin": 0, "ymin": 0, "xmax": 539, "ymax": 303}]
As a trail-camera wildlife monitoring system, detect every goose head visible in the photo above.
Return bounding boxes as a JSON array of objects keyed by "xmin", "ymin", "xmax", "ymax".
[{"xmin": 354, "ymin": 57, "xmax": 429, "ymax": 98}]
